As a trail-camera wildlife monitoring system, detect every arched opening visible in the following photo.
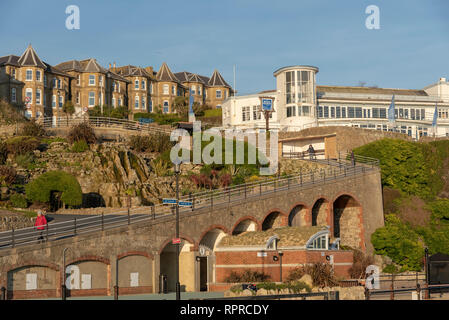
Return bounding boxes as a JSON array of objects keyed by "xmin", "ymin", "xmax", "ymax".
[
  {"xmin": 333, "ymin": 195, "xmax": 362, "ymax": 248},
  {"xmin": 160, "ymin": 239, "xmax": 195, "ymax": 293},
  {"xmin": 198, "ymin": 228, "xmax": 227, "ymax": 291},
  {"xmin": 312, "ymin": 199, "xmax": 329, "ymax": 226},
  {"xmin": 117, "ymin": 254, "xmax": 153, "ymax": 294},
  {"xmin": 65, "ymin": 259, "xmax": 110, "ymax": 297},
  {"xmin": 262, "ymin": 211, "xmax": 283, "ymax": 231},
  {"xmin": 288, "ymin": 205, "xmax": 308, "ymax": 227},
  {"xmin": 7, "ymin": 265, "xmax": 58, "ymax": 299},
  {"xmin": 232, "ymin": 219, "xmax": 257, "ymax": 235}
]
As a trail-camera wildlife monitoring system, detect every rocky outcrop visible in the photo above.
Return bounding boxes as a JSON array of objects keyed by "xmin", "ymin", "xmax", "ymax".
[{"xmin": 7, "ymin": 141, "xmax": 198, "ymax": 209}]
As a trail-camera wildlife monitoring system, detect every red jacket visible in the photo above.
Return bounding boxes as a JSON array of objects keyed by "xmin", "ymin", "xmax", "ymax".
[{"xmin": 35, "ymin": 215, "xmax": 47, "ymax": 230}]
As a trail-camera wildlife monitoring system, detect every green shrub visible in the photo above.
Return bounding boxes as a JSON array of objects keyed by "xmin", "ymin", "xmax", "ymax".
[
  {"xmin": 129, "ymin": 133, "xmax": 172, "ymax": 153},
  {"xmin": 71, "ymin": 139, "xmax": 89, "ymax": 153},
  {"xmin": 203, "ymin": 108, "xmax": 222, "ymax": 118},
  {"xmin": 67, "ymin": 122, "xmax": 96, "ymax": 144},
  {"xmin": 15, "ymin": 153, "xmax": 35, "ymax": 169},
  {"xmin": 0, "ymin": 99, "xmax": 26, "ymax": 124},
  {"xmin": 88, "ymin": 105, "xmax": 128, "ymax": 119},
  {"xmin": 224, "ymin": 270, "xmax": 271, "ymax": 283},
  {"xmin": 20, "ymin": 120, "xmax": 45, "ymax": 137},
  {"xmin": 371, "ymin": 214, "xmax": 424, "ymax": 271},
  {"xmin": 41, "ymin": 137, "xmax": 66, "ymax": 145},
  {"xmin": 354, "ymin": 139, "xmax": 449, "ymax": 200},
  {"xmin": 10, "ymin": 193, "xmax": 28, "ymax": 208},
  {"xmin": 5, "ymin": 136, "xmax": 40, "ymax": 155},
  {"xmin": 0, "ymin": 165, "xmax": 16, "ymax": 186},
  {"xmin": 25, "ymin": 170, "xmax": 82, "ymax": 207}
]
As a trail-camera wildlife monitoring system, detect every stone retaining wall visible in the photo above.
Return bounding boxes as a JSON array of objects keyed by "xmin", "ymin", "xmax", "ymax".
[{"xmin": 0, "ymin": 215, "xmax": 36, "ymax": 232}]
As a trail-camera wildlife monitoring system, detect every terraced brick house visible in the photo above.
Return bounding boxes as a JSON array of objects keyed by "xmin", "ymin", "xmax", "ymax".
[
  {"xmin": 110, "ymin": 64, "xmax": 156, "ymax": 115},
  {"xmin": 56, "ymin": 59, "xmax": 129, "ymax": 116},
  {"xmin": 0, "ymin": 45, "xmax": 71, "ymax": 119}
]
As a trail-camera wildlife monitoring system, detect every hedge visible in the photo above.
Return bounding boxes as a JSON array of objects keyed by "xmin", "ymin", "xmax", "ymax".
[{"xmin": 25, "ymin": 170, "xmax": 82, "ymax": 207}]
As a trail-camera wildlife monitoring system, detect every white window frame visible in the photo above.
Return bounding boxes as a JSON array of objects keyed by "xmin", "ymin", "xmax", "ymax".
[
  {"xmin": 216, "ymin": 90, "xmax": 222, "ymax": 99},
  {"xmin": 89, "ymin": 75, "xmax": 95, "ymax": 86},
  {"xmin": 59, "ymin": 95, "xmax": 63, "ymax": 108},
  {"xmin": 135, "ymin": 79, "xmax": 139, "ymax": 89},
  {"xmin": 191, "ymin": 85, "xmax": 196, "ymax": 95},
  {"xmin": 141, "ymin": 80, "xmax": 145, "ymax": 90},
  {"xmin": 172, "ymin": 85, "xmax": 175, "ymax": 95},
  {"xmin": 163, "ymin": 84, "xmax": 169, "ymax": 95},
  {"xmin": 112, "ymin": 97, "xmax": 116, "ymax": 107},
  {"xmin": 142, "ymin": 96, "xmax": 146, "ymax": 109},
  {"xmin": 163, "ymin": 100, "xmax": 169, "ymax": 113},
  {"xmin": 52, "ymin": 95, "xmax": 56, "ymax": 108},
  {"xmin": 76, "ymin": 92, "xmax": 80, "ymax": 104},
  {"xmin": 36, "ymin": 89, "xmax": 41, "ymax": 105},
  {"xmin": 36, "ymin": 70, "xmax": 41, "ymax": 82},
  {"xmin": 26, "ymin": 69, "xmax": 33, "ymax": 81},
  {"xmin": 88, "ymin": 91, "xmax": 95, "ymax": 106},
  {"xmin": 135, "ymin": 95, "xmax": 139, "ymax": 109},
  {"xmin": 77, "ymin": 74, "xmax": 80, "ymax": 85}
]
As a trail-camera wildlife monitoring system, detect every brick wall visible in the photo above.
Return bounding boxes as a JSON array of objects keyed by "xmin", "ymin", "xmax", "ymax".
[{"xmin": 214, "ymin": 249, "xmax": 353, "ymax": 285}]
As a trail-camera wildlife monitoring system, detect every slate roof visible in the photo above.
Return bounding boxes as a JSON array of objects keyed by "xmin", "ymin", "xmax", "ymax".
[
  {"xmin": 56, "ymin": 58, "xmax": 108, "ymax": 74},
  {"xmin": 114, "ymin": 65, "xmax": 153, "ymax": 78},
  {"xmin": 174, "ymin": 71, "xmax": 207, "ymax": 85},
  {"xmin": 208, "ymin": 69, "xmax": 231, "ymax": 88},
  {"xmin": 17, "ymin": 44, "xmax": 46, "ymax": 68},
  {"xmin": 156, "ymin": 62, "xmax": 180, "ymax": 83},
  {"xmin": 0, "ymin": 45, "xmax": 70, "ymax": 77}
]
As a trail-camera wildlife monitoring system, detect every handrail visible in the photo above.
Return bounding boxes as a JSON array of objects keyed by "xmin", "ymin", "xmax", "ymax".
[
  {"xmin": 40, "ymin": 116, "xmax": 172, "ymax": 135},
  {"xmin": 0, "ymin": 152, "xmax": 380, "ymax": 250}
]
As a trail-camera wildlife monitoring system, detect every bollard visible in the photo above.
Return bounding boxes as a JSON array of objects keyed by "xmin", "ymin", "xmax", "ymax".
[
  {"xmin": 114, "ymin": 285, "xmax": 119, "ymax": 300},
  {"xmin": 364, "ymin": 287, "xmax": 370, "ymax": 300}
]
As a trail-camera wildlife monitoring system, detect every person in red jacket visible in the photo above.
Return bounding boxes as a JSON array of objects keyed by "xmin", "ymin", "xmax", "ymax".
[{"xmin": 35, "ymin": 210, "xmax": 47, "ymax": 243}]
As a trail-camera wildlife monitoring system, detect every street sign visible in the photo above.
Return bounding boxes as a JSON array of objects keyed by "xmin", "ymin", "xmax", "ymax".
[
  {"xmin": 172, "ymin": 238, "xmax": 181, "ymax": 244},
  {"xmin": 24, "ymin": 96, "xmax": 31, "ymax": 103},
  {"xmin": 262, "ymin": 98, "xmax": 273, "ymax": 111},
  {"xmin": 163, "ymin": 198, "xmax": 177, "ymax": 205},
  {"xmin": 178, "ymin": 201, "xmax": 193, "ymax": 207},
  {"xmin": 83, "ymin": 107, "xmax": 88, "ymax": 112}
]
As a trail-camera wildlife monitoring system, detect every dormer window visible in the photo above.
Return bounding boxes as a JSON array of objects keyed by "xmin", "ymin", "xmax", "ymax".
[
  {"xmin": 306, "ymin": 231, "xmax": 329, "ymax": 250},
  {"xmin": 266, "ymin": 235, "xmax": 279, "ymax": 250}
]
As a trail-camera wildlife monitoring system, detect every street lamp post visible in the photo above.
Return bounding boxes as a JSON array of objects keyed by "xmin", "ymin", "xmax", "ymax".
[
  {"xmin": 279, "ymin": 251, "xmax": 284, "ymax": 282},
  {"xmin": 62, "ymin": 247, "xmax": 70, "ymax": 300},
  {"xmin": 174, "ymin": 163, "xmax": 181, "ymax": 300}
]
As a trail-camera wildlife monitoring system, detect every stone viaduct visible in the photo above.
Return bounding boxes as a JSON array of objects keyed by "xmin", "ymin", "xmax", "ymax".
[{"xmin": 0, "ymin": 165, "xmax": 384, "ymax": 299}]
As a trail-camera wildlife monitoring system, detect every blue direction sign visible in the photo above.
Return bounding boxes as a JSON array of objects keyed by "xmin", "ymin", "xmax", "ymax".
[
  {"xmin": 262, "ymin": 98, "xmax": 273, "ymax": 111},
  {"xmin": 163, "ymin": 198, "xmax": 177, "ymax": 205},
  {"xmin": 178, "ymin": 201, "xmax": 193, "ymax": 207}
]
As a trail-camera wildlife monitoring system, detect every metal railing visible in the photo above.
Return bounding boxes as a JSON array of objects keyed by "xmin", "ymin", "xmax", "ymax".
[
  {"xmin": 202, "ymin": 291, "xmax": 339, "ymax": 300},
  {"xmin": 0, "ymin": 153, "xmax": 380, "ymax": 250},
  {"xmin": 39, "ymin": 116, "xmax": 172, "ymax": 135},
  {"xmin": 365, "ymin": 283, "xmax": 449, "ymax": 300}
]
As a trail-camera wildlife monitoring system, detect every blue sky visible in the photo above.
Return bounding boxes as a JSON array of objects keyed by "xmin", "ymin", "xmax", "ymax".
[{"xmin": 1, "ymin": 0, "xmax": 448, "ymax": 95}]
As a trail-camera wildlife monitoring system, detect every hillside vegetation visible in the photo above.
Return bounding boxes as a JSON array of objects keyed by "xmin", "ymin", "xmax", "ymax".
[{"xmin": 354, "ymin": 138, "xmax": 449, "ymax": 271}]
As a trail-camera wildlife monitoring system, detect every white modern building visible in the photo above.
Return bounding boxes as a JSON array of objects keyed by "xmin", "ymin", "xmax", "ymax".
[{"xmin": 222, "ymin": 65, "xmax": 449, "ymax": 138}]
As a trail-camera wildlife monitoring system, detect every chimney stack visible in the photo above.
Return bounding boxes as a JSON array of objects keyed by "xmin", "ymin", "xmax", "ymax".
[
  {"xmin": 109, "ymin": 63, "xmax": 112, "ymax": 69},
  {"xmin": 113, "ymin": 62, "xmax": 116, "ymax": 68}
]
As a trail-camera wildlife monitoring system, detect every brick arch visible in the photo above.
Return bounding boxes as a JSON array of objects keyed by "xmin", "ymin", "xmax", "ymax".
[
  {"xmin": 196, "ymin": 225, "xmax": 230, "ymax": 249},
  {"xmin": 331, "ymin": 192, "xmax": 365, "ymax": 250},
  {"xmin": 158, "ymin": 235, "xmax": 197, "ymax": 255},
  {"xmin": 231, "ymin": 216, "xmax": 261, "ymax": 234},
  {"xmin": 2, "ymin": 261, "xmax": 62, "ymax": 298},
  {"xmin": 288, "ymin": 202, "xmax": 311, "ymax": 227},
  {"xmin": 4, "ymin": 261, "xmax": 60, "ymax": 273},
  {"xmin": 311, "ymin": 196, "xmax": 331, "ymax": 227},
  {"xmin": 261, "ymin": 209, "xmax": 288, "ymax": 230},
  {"xmin": 66, "ymin": 255, "xmax": 110, "ymax": 266},
  {"xmin": 117, "ymin": 251, "xmax": 154, "ymax": 260}
]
